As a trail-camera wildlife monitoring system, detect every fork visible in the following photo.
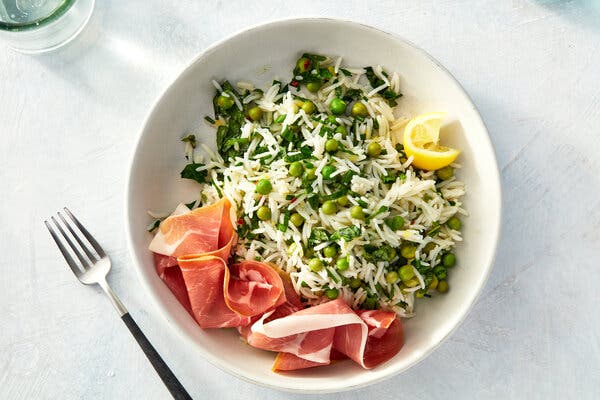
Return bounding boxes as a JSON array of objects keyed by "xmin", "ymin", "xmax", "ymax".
[{"xmin": 45, "ymin": 208, "xmax": 192, "ymax": 400}]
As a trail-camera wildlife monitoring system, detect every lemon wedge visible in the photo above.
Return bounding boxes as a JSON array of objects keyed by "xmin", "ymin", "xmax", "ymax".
[{"xmin": 403, "ymin": 112, "xmax": 459, "ymax": 171}]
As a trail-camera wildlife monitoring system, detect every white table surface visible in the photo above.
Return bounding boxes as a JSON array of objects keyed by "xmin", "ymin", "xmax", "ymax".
[{"xmin": 2, "ymin": 1, "xmax": 599, "ymax": 399}]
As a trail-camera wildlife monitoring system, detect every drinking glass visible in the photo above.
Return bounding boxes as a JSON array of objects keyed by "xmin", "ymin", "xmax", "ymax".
[{"xmin": 0, "ymin": 0, "xmax": 94, "ymax": 53}]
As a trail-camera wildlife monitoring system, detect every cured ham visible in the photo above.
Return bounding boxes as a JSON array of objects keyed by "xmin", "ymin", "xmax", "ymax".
[
  {"xmin": 149, "ymin": 199, "xmax": 404, "ymax": 372},
  {"xmin": 248, "ymin": 299, "xmax": 402, "ymax": 371},
  {"xmin": 177, "ymin": 255, "xmax": 251, "ymax": 328},
  {"xmin": 224, "ymin": 260, "xmax": 286, "ymax": 316},
  {"xmin": 149, "ymin": 199, "xmax": 234, "ymax": 258}
]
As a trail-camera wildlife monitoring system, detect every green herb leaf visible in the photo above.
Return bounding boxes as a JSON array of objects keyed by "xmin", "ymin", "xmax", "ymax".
[
  {"xmin": 364, "ymin": 66, "xmax": 403, "ymax": 106},
  {"xmin": 181, "ymin": 134, "xmax": 196, "ymax": 148},
  {"xmin": 308, "ymin": 228, "xmax": 329, "ymax": 246},
  {"xmin": 147, "ymin": 220, "xmax": 160, "ymax": 232},
  {"xmin": 426, "ymin": 222, "xmax": 441, "ymax": 237},
  {"xmin": 330, "ymin": 226, "xmax": 361, "ymax": 242},
  {"xmin": 364, "ymin": 244, "xmax": 396, "ymax": 262},
  {"xmin": 180, "ymin": 163, "xmax": 208, "ymax": 184}
]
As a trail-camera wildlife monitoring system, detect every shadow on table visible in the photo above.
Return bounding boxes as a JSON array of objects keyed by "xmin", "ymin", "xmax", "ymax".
[
  {"xmin": 533, "ymin": 0, "xmax": 600, "ymax": 35},
  {"xmin": 24, "ymin": 0, "xmax": 199, "ymax": 119}
]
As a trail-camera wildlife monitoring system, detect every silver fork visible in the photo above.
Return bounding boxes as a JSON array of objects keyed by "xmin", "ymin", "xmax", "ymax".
[{"xmin": 45, "ymin": 208, "xmax": 192, "ymax": 400}]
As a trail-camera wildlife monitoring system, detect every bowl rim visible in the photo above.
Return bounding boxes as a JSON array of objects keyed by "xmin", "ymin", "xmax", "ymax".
[{"xmin": 124, "ymin": 16, "xmax": 503, "ymax": 393}]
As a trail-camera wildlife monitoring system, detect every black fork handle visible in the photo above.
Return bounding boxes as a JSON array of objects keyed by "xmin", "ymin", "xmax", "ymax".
[{"xmin": 121, "ymin": 313, "xmax": 193, "ymax": 400}]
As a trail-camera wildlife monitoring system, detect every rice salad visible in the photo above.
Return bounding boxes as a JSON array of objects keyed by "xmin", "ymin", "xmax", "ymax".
[{"xmin": 165, "ymin": 53, "xmax": 466, "ymax": 318}]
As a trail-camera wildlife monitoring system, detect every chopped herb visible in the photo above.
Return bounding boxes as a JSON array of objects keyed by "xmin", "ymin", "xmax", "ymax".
[
  {"xmin": 382, "ymin": 172, "xmax": 397, "ymax": 184},
  {"xmin": 364, "ymin": 66, "xmax": 403, "ymax": 106},
  {"xmin": 320, "ymin": 188, "xmax": 348, "ymax": 202},
  {"xmin": 275, "ymin": 114, "xmax": 286, "ymax": 123},
  {"xmin": 330, "ymin": 226, "xmax": 361, "ymax": 242},
  {"xmin": 342, "ymin": 89, "xmax": 363, "ymax": 102},
  {"xmin": 340, "ymin": 68, "xmax": 352, "ymax": 77},
  {"xmin": 364, "ymin": 244, "xmax": 396, "ymax": 262},
  {"xmin": 356, "ymin": 198, "xmax": 369, "ymax": 208},
  {"xmin": 325, "ymin": 267, "xmax": 341, "ymax": 283},
  {"xmin": 293, "ymin": 53, "xmax": 332, "ymax": 89},
  {"xmin": 277, "ymin": 209, "xmax": 291, "ymax": 232},
  {"xmin": 427, "ymin": 222, "xmax": 441, "ymax": 237},
  {"xmin": 211, "ymin": 179, "xmax": 223, "ymax": 198},
  {"xmin": 180, "ymin": 163, "xmax": 208, "ymax": 184},
  {"xmin": 204, "ymin": 116, "xmax": 215, "ymax": 124},
  {"xmin": 366, "ymin": 206, "xmax": 389, "ymax": 222},
  {"xmin": 181, "ymin": 134, "xmax": 196, "ymax": 148},
  {"xmin": 147, "ymin": 220, "xmax": 160, "ymax": 232},
  {"xmin": 308, "ymin": 228, "xmax": 330, "ymax": 247},
  {"xmin": 185, "ymin": 199, "xmax": 199, "ymax": 209},
  {"xmin": 307, "ymin": 195, "xmax": 320, "ymax": 209},
  {"xmin": 284, "ymin": 145, "xmax": 314, "ymax": 162}
]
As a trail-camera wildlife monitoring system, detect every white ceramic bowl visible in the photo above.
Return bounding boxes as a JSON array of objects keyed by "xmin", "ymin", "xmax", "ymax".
[{"xmin": 126, "ymin": 18, "xmax": 501, "ymax": 393}]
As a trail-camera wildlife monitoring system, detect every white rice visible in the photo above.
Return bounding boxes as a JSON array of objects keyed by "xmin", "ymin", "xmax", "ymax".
[{"xmin": 182, "ymin": 55, "xmax": 466, "ymax": 316}]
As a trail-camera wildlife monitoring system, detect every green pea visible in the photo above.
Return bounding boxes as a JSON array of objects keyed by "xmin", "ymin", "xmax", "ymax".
[
  {"xmin": 429, "ymin": 275, "xmax": 439, "ymax": 290},
  {"xmin": 366, "ymin": 142, "xmax": 382, "ymax": 157},
  {"xmin": 350, "ymin": 205, "xmax": 365, "ymax": 219},
  {"xmin": 248, "ymin": 106, "xmax": 263, "ymax": 121},
  {"xmin": 335, "ymin": 125, "xmax": 347, "ymax": 135},
  {"xmin": 306, "ymin": 81, "xmax": 322, "ymax": 93},
  {"xmin": 302, "ymin": 100, "xmax": 316, "ymax": 115},
  {"xmin": 305, "ymin": 167, "xmax": 317, "ymax": 181},
  {"xmin": 404, "ymin": 277, "xmax": 420, "ymax": 288},
  {"xmin": 437, "ymin": 280, "xmax": 449, "ymax": 293},
  {"xmin": 217, "ymin": 94, "xmax": 234, "ymax": 110},
  {"xmin": 447, "ymin": 216, "xmax": 462, "ymax": 231},
  {"xmin": 290, "ymin": 213, "xmax": 304, "ymax": 227},
  {"xmin": 434, "ymin": 265, "xmax": 447, "ymax": 280},
  {"xmin": 255, "ymin": 179, "xmax": 272, "ymax": 195},
  {"xmin": 288, "ymin": 161, "xmax": 304, "ymax": 177},
  {"xmin": 325, "ymin": 288, "xmax": 339, "ymax": 300},
  {"xmin": 398, "ymin": 265, "xmax": 415, "ymax": 282},
  {"xmin": 385, "ymin": 270, "xmax": 399, "ymax": 284},
  {"xmin": 337, "ymin": 195, "xmax": 349, "ymax": 206},
  {"xmin": 325, "ymin": 139, "xmax": 339, "ymax": 153},
  {"xmin": 308, "ymin": 258, "xmax": 323, "ymax": 272},
  {"xmin": 297, "ymin": 57, "xmax": 311, "ymax": 73},
  {"xmin": 442, "ymin": 252, "xmax": 456, "ymax": 268},
  {"xmin": 437, "ymin": 166, "xmax": 454, "ymax": 180},
  {"xmin": 256, "ymin": 206, "xmax": 271, "ymax": 221},
  {"xmin": 363, "ymin": 297, "xmax": 378, "ymax": 309},
  {"xmin": 385, "ymin": 216, "xmax": 405, "ymax": 231},
  {"xmin": 336, "ymin": 257, "xmax": 349, "ymax": 271},
  {"xmin": 423, "ymin": 242, "xmax": 437, "ymax": 254},
  {"xmin": 326, "ymin": 115, "xmax": 338, "ymax": 124},
  {"xmin": 330, "ymin": 98, "xmax": 347, "ymax": 115},
  {"xmin": 400, "ymin": 243, "xmax": 416, "ymax": 259},
  {"xmin": 321, "ymin": 200, "xmax": 338, "ymax": 215},
  {"xmin": 351, "ymin": 102, "xmax": 368, "ymax": 117},
  {"xmin": 349, "ymin": 277, "xmax": 362, "ymax": 288},
  {"xmin": 321, "ymin": 165, "xmax": 336, "ymax": 180},
  {"xmin": 323, "ymin": 245, "xmax": 338, "ymax": 258}
]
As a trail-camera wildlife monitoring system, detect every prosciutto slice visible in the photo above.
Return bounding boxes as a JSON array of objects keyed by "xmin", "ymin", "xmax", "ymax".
[
  {"xmin": 224, "ymin": 260, "xmax": 286, "ymax": 316},
  {"xmin": 149, "ymin": 198, "xmax": 234, "ymax": 258},
  {"xmin": 149, "ymin": 199, "xmax": 404, "ymax": 372},
  {"xmin": 247, "ymin": 299, "xmax": 403, "ymax": 371}
]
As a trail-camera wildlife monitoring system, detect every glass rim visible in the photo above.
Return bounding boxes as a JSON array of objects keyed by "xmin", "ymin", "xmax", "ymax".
[{"xmin": 0, "ymin": 0, "xmax": 76, "ymax": 32}]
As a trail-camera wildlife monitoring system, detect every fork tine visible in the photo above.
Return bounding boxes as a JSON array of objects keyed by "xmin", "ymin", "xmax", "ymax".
[
  {"xmin": 63, "ymin": 207, "xmax": 107, "ymax": 258},
  {"xmin": 45, "ymin": 220, "xmax": 82, "ymax": 277},
  {"xmin": 58, "ymin": 212, "xmax": 98, "ymax": 262},
  {"xmin": 51, "ymin": 216, "xmax": 91, "ymax": 269}
]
